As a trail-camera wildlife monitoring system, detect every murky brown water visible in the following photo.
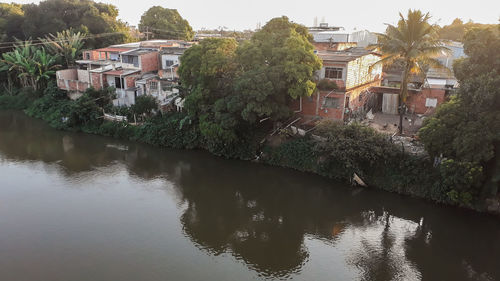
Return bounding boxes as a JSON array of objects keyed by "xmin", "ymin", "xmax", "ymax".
[{"xmin": 0, "ymin": 110, "xmax": 499, "ymax": 281}]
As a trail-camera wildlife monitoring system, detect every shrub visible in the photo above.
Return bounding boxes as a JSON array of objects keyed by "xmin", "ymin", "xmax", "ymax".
[
  {"xmin": 0, "ymin": 87, "xmax": 37, "ymax": 110},
  {"xmin": 316, "ymin": 79, "xmax": 339, "ymax": 91}
]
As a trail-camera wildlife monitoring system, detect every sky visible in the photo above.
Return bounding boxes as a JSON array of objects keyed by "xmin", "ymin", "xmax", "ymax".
[{"xmin": 4, "ymin": 0, "xmax": 500, "ymax": 32}]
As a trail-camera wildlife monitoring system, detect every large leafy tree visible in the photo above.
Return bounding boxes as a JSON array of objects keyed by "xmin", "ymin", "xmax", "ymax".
[
  {"xmin": 419, "ymin": 27, "xmax": 500, "ymax": 199},
  {"xmin": 232, "ymin": 16, "xmax": 322, "ymax": 123},
  {"xmin": 0, "ymin": 3, "xmax": 24, "ymax": 43},
  {"xmin": 373, "ymin": 10, "xmax": 448, "ymax": 134},
  {"xmin": 438, "ymin": 18, "xmax": 498, "ymax": 42},
  {"xmin": 139, "ymin": 6, "xmax": 194, "ymax": 41},
  {"xmin": 1, "ymin": 0, "xmax": 132, "ymax": 49},
  {"xmin": 178, "ymin": 38, "xmax": 240, "ymax": 147}
]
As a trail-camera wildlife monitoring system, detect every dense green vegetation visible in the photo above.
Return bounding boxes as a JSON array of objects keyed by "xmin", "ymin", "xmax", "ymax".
[
  {"xmin": 419, "ymin": 27, "xmax": 500, "ymax": 203},
  {"xmin": 178, "ymin": 16, "xmax": 322, "ymax": 158},
  {"xmin": 0, "ymin": 41, "xmax": 60, "ymax": 91},
  {"xmin": 438, "ymin": 18, "xmax": 498, "ymax": 42},
  {"xmin": 0, "ymin": 0, "xmax": 132, "ymax": 49},
  {"xmin": 138, "ymin": 6, "xmax": 194, "ymax": 41}
]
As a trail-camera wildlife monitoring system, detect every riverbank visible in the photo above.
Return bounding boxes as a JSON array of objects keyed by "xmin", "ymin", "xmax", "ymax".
[
  {"xmin": 1, "ymin": 86, "xmax": 498, "ymax": 215},
  {"xmin": 2, "ymin": 109, "xmax": 500, "ymax": 280}
]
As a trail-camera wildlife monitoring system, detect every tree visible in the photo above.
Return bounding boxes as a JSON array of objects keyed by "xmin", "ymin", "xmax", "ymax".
[
  {"xmin": 132, "ymin": 95, "xmax": 158, "ymax": 117},
  {"xmin": 419, "ymin": 27, "xmax": 500, "ymax": 200},
  {"xmin": 0, "ymin": 3, "xmax": 24, "ymax": 44},
  {"xmin": 0, "ymin": 41, "xmax": 59, "ymax": 91},
  {"xmin": 139, "ymin": 6, "xmax": 194, "ymax": 41},
  {"xmin": 40, "ymin": 29, "xmax": 85, "ymax": 68},
  {"xmin": 232, "ymin": 16, "xmax": 322, "ymax": 123},
  {"xmin": 178, "ymin": 38, "xmax": 240, "ymax": 148},
  {"xmin": 373, "ymin": 10, "xmax": 448, "ymax": 134},
  {"xmin": 0, "ymin": 0, "xmax": 133, "ymax": 49},
  {"xmin": 438, "ymin": 18, "xmax": 498, "ymax": 42}
]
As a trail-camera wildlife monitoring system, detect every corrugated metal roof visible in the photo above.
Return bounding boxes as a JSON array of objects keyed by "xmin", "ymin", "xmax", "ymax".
[
  {"xmin": 105, "ymin": 69, "xmax": 140, "ymax": 76},
  {"xmin": 317, "ymin": 47, "xmax": 378, "ymax": 62}
]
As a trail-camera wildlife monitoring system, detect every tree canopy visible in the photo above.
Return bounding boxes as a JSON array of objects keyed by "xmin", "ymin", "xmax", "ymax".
[
  {"xmin": 438, "ymin": 18, "xmax": 498, "ymax": 42},
  {"xmin": 178, "ymin": 17, "xmax": 321, "ymax": 158},
  {"xmin": 233, "ymin": 16, "xmax": 322, "ymax": 123},
  {"xmin": 419, "ymin": 26, "xmax": 500, "ymax": 199},
  {"xmin": 0, "ymin": 3, "xmax": 24, "ymax": 43},
  {"xmin": 0, "ymin": 0, "xmax": 133, "ymax": 49},
  {"xmin": 138, "ymin": 6, "xmax": 194, "ymax": 41}
]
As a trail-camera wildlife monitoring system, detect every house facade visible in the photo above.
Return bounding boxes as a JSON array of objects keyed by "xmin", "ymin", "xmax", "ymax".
[
  {"xmin": 55, "ymin": 40, "xmax": 194, "ymax": 107},
  {"xmin": 376, "ymin": 41, "xmax": 465, "ymax": 115},
  {"xmin": 291, "ymin": 45, "xmax": 383, "ymax": 121}
]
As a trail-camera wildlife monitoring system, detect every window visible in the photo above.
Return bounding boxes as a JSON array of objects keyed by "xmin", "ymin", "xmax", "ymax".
[
  {"xmin": 149, "ymin": 81, "xmax": 158, "ymax": 90},
  {"xmin": 324, "ymin": 97, "xmax": 342, "ymax": 109},
  {"xmin": 164, "ymin": 60, "xmax": 175, "ymax": 67},
  {"xmin": 123, "ymin": 55, "xmax": 139, "ymax": 67},
  {"xmin": 85, "ymin": 52, "xmax": 90, "ymax": 60},
  {"xmin": 110, "ymin": 53, "xmax": 119, "ymax": 61},
  {"xmin": 425, "ymin": 98, "xmax": 438, "ymax": 108},
  {"xmin": 325, "ymin": 67, "xmax": 343, "ymax": 79},
  {"xmin": 114, "ymin": 77, "xmax": 124, "ymax": 89}
]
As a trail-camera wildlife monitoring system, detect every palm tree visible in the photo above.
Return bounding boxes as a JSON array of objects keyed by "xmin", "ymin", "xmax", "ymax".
[{"xmin": 372, "ymin": 10, "xmax": 449, "ymax": 134}]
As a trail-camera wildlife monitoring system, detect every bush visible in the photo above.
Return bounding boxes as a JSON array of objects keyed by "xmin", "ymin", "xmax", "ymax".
[
  {"xmin": 316, "ymin": 79, "xmax": 339, "ymax": 91},
  {"xmin": 93, "ymin": 121, "xmax": 138, "ymax": 139},
  {"xmin": 263, "ymin": 137, "xmax": 317, "ymax": 172},
  {"xmin": 0, "ymin": 87, "xmax": 38, "ymax": 110},
  {"xmin": 135, "ymin": 113, "xmax": 201, "ymax": 149},
  {"xmin": 132, "ymin": 95, "xmax": 158, "ymax": 117}
]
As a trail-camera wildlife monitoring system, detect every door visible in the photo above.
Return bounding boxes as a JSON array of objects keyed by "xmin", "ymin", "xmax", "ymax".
[{"xmin": 382, "ymin": 93, "xmax": 398, "ymax": 114}]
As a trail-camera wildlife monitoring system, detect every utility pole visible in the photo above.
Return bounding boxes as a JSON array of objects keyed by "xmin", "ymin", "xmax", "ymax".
[{"xmin": 144, "ymin": 26, "xmax": 153, "ymax": 41}]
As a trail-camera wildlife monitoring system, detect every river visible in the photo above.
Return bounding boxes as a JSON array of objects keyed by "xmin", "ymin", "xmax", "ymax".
[{"xmin": 0, "ymin": 110, "xmax": 499, "ymax": 281}]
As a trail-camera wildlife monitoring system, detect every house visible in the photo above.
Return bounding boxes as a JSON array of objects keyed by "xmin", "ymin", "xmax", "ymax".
[
  {"xmin": 55, "ymin": 40, "xmax": 194, "ymax": 107},
  {"xmin": 158, "ymin": 46, "xmax": 189, "ymax": 80},
  {"xmin": 374, "ymin": 41, "xmax": 465, "ymax": 115},
  {"xmin": 291, "ymin": 45, "xmax": 382, "ymax": 121}
]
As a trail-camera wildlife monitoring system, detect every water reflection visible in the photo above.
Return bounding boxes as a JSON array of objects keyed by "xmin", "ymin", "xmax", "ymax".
[{"xmin": 0, "ymin": 111, "xmax": 499, "ymax": 281}]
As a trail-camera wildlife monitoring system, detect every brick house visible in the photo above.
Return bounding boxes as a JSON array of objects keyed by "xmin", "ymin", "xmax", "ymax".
[
  {"xmin": 291, "ymin": 46, "xmax": 382, "ymax": 121},
  {"xmin": 371, "ymin": 41, "xmax": 464, "ymax": 115},
  {"xmin": 55, "ymin": 40, "xmax": 193, "ymax": 106}
]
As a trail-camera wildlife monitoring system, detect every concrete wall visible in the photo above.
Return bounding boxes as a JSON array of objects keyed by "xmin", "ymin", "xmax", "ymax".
[
  {"xmin": 346, "ymin": 54, "xmax": 382, "ymax": 89},
  {"xmin": 161, "ymin": 54, "xmax": 180, "ymax": 69},
  {"xmin": 77, "ymin": 69, "xmax": 90, "ymax": 83},
  {"xmin": 57, "ymin": 69, "xmax": 78, "ymax": 80},
  {"xmin": 56, "ymin": 69, "xmax": 90, "ymax": 92}
]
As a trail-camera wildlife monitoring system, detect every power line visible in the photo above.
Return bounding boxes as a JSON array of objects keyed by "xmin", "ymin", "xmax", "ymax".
[{"xmin": 0, "ymin": 32, "xmax": 128, "ymax": 49}]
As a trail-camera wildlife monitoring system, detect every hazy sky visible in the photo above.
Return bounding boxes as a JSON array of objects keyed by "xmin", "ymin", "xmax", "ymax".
[{"xmin": 5, "ymin": 0, "xmax": 500, "ymax": 32}]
